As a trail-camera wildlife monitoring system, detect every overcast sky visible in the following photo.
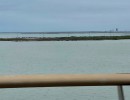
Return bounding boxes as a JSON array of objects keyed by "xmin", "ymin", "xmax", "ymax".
[{"xmin": 0, "ymin": 0, "xmax": 130, "ymax": 32}]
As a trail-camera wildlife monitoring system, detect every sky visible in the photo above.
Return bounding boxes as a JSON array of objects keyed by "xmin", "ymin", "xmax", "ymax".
[{"xmin": 0, "ymin": 0, "xmax": 130, "ymax": 32}]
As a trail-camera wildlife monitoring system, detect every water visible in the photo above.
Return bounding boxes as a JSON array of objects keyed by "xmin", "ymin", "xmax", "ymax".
[
  {"xmin": 0, "ymin": 40, "xmax": 130, "ymax": 100},
  {"xmin": 0, "ymin": 32, "xmax": 130, "ymax": 38}
]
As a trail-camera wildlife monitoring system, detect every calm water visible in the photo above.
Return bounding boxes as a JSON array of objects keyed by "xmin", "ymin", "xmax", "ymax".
[
  {"xmin": 0, "ymin": 40, "xmax": 130, "ymax": 100},
  {"xmin": 0, "ymin": 32, "xmax": 130, "ymax": 38}
]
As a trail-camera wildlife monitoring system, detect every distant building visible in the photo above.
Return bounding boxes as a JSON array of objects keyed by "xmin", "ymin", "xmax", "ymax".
[{"xmin": 116, "ymin": 28, "xmax": 118, "ymax": 32}]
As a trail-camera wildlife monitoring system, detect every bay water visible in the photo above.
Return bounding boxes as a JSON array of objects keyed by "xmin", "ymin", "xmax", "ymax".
[{"xmin": 0, "ymin": 40, "xmax": 130, "ymax": 100}]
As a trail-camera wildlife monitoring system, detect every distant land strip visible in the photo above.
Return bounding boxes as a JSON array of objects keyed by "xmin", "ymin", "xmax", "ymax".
[
  {"xmin": 0, "ymin": 36, "xmax": 130, "ymax": 41},
  {"xmin": 1, "ymin": 31, "xmax": 130, "ymax": 34}
]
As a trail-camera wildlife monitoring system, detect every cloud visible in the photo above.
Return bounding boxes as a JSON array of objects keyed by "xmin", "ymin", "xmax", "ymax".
[{"xmin": 0, "ymin": 0, "xmax": 130, "ymax": 31}]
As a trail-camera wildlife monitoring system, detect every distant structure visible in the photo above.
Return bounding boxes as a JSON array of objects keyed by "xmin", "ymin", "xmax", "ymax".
[{"xmin": 116, "ymin": 28, "xmax": 118, "ymax": 32}]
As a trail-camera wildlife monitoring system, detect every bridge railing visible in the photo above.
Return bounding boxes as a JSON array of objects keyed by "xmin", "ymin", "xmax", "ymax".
[{"xmin": 0, "ymin": 74, "xmax": 130, "ymax": 100}]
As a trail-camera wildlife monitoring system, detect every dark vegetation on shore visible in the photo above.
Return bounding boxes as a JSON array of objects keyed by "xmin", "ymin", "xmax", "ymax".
[{"xmin": 0, "ymin": 36, "xmax": 130, "ymax": 41}]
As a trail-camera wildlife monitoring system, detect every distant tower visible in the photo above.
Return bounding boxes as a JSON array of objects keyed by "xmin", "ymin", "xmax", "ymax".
[{"xmin": 116, "ymin": 28, "xmax": 118, "ymax": 32}]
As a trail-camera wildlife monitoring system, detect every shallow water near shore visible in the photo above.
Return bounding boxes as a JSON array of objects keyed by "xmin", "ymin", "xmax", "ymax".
[{"xmin": 0, "ymin": 40, "xmax": 130, "ymax": 100}]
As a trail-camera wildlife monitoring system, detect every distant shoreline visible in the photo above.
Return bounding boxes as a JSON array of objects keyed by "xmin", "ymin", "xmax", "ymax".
[
  {"xmin": 0, "ymin": 31, "xmax": 130, "ymax": 34},
  {"xmin": 0, "ymin": 36, "xmax": 130, "ymax": 41}
]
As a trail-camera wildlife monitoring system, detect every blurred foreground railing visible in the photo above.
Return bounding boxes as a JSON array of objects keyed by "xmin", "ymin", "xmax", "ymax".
[{"xmin": 0, "ymin": 74, "xmax": 130, "ymax": 100}]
